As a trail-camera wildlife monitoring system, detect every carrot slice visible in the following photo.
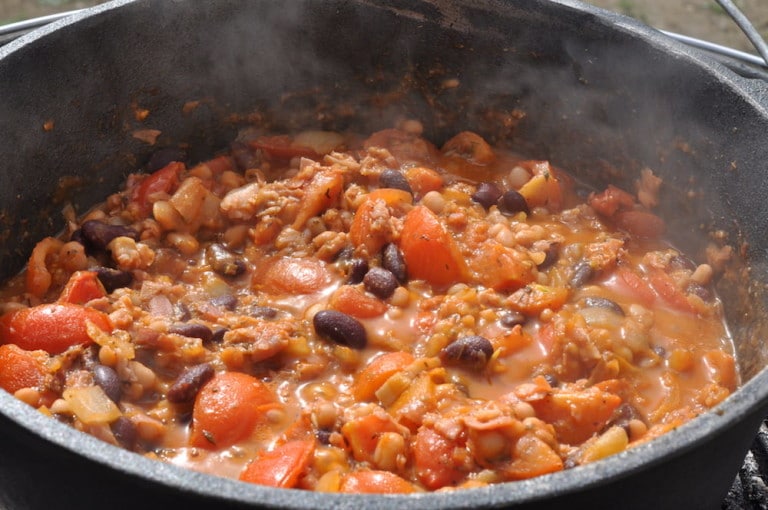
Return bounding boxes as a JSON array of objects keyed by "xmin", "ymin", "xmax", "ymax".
[
  {"xmin": 190, "ymin": 371, "xmax": 278, "ymax": 449},
  {"xmin": 239, "ymin": 439, "xmax": 316, "ymax": 488},
  {"xmin": 399, "ymin": 205, "xmax": 468, "ymax": 287},
  {"xmin": 0, "ymin": 303, "xmax": 112, "ymax": 355}
]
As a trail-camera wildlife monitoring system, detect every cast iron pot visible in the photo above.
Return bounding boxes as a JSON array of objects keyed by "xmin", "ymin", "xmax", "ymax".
[{"xmin": 1, "ymin": 1, "xmax": 768, "ymax": 509}]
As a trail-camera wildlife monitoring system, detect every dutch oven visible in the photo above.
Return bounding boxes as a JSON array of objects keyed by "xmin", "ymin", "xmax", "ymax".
[{"xmin": 1, "ymin": 0, "xmax": 768, "ymax": 509}]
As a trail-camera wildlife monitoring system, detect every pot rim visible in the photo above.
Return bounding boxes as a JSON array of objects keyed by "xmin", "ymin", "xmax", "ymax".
[{"xmin": 1, "ymin": 0, "xmax": 767, "ymax": 508}]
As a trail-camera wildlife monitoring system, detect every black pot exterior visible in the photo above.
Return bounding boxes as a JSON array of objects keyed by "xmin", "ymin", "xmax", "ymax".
[{"xmin": 1, "ymin": 1, "xmax": 767, "ymax": 509}]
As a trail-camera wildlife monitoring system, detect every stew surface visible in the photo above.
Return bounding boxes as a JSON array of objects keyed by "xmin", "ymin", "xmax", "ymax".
[{"xmin": 0, "ymin": 122, "xmax": 737, "ymax": 493}]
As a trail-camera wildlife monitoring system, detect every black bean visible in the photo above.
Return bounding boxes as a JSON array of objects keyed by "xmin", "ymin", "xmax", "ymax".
[
  {"xmin": 111, "ymin": 416, "xmax": 138, "ymax": 450},
  {"xmin": 206, "ymin": 243, "xmax": 246, "ymax": 278},
  {"xmin": 210, "ymin": 328, "xmax": 228, "ymax": 344},
  {"xmin": 686, "ymin": 282, "xmax": 713, "ymax": 302},
  {"xmin": 668, "ymin": 254, "xmax": 696, "ymax": 272},
  {"xmin": 146, "ymin": 147, "xmax": 187, "ymax": 173},
  {"xmin": 313, "ymin": 310, "xmax": 367, "ymax": 349},
  {"xmin": 471, "ymin": 182, "xmax": 503, "ymax": 209},
  {"xmin": 569, "ymin": 260, "xmax": 594, "ymax": 288},
  {"xmin": 652, "ymin": 344, "xmax": 667, "ymax": 358},
  {"xmin": 440, "ymin": 335, "xmax": 494, "ymax": 370},
  {"xmin": 80, "ymin": 220, "xmax": 139, "ymax": 252},
  {"xmin": 167, "ymin": 363, "xmax": 215, "ymax": 404},
  {"xmin": 210, "ymin": 294, "xmax": 238, "ymax": 311},
  {"xmin": 230, "ymin": 141, "xmax": 260, "ymax": 172},
  {"xmin": 500, "ymin": 311, "xmax": 527, "ymax": 328},
  {"xmin": 379, "ymin": 168, "xmax": 413, "ymax": 195},
  {"xmin": 316, "ymin": 429, "xmax": 333, "ymax": 445},
  {"xmin": 543, "ymin": 373, "xmax": 560, "ymax": 387},
  {"xmin": 250, "ymin": 305, "xmax": 279, "ymax": 319},
  {"xmin": 363, "ymin": 267, "xmax": 398, "ymax": 299},
  {"xmin": 538, "ymin": 242, "xmax": 560, "ymax": 270},
  {"xmin": 583, "ymin": 296, "xmax": 625, "ymax": 316},
  {"xmin": 168, "ymin": 323, "xmax": 213, "ymax": 342},
  {"xmin": 347, "ymin": 258, "xmax": 369, "ymax": 285},
  {"xmin": 93, "ymin": 364, "xmax": 122, "ymax": 403},
  {"xmin": 92, "ymin": 266, "xmax": 133, "ymax": 293},
  {"xmin": 610, "ymin": 403, "xmax": 646, "ymax": 433},
  {"xmin": 382, "ymin": 243, "xmax": 408, "ymax": 284},
  {"xmin": 497, "ymin": 189, "xmax": 530, "ymax": 216}
]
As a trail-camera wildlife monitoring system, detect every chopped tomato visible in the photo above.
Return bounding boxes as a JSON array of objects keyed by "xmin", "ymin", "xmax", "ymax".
[
  {"xmin": 588, "ymin": 184, "xmax": 635, "ymax": 217},
  {"xmin": 339, "ymin": 470, "xmax": 417, "ymax": 494},
  {"xmin": 239, "ymin": 439, "xmax": 316, "ymax": 488},
  {"xmin": 399, "ymin": 205, "xmax": 468, "ymax": 287},
  {"xmin": 0, "ymin": 303, "xmax": 112, "ymax": 355},
  {"xmin": 349, "ymin": 188, "xmax": 412, "ymax": 256},
  {"xmin": 351, "ymin": 351, "xmax": 415, "ymax": 401},
  {"xmin": 131, "ymin": 161, "xmax": 183, "ymax": 216},
  {"xmin": 249, "ymin": 135, "xmax": 319, "ymax": 161},
  {"xmin": 329, "ymin": 285, "xmax": 387, "ymax": 319},
  {"xmin": 648, "ymin": 269, "xmax": 695, "ymax": 313},
  {"xmin": 253, "ymin": 257, "xmax": 331, "ymax": 295},
  {"xmin": 0, "ymin": 344, "xmax": 46, "ymax": 394},
  {"xmin": 413, "ymin": 426, "xmax": 465, "ymax": 490},
  {"xmin": 59, "ymin": 271, "xmax": 107, "ymax": 304},
  {"xmin": 190, "ymin": 371, "xmax": 278, "ymax": 449}
]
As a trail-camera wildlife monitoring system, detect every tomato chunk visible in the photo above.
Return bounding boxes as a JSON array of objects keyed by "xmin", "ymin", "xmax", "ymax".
[
  {"xmin": 0, "ymin": 303, "xmax": 112, "ymax": 355},
  {"xmin": 239, "ymin": 439, "xmax": 315, "ymax": 488},
  {"xmin": 190, "ymin": 371, "xmax": 278, "ymax": 449}
]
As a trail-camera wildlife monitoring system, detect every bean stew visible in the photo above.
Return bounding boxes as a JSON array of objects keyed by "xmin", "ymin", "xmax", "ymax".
[{"xmin": 0, "ymin": 122, "xmax": 737, "ymax": 493}]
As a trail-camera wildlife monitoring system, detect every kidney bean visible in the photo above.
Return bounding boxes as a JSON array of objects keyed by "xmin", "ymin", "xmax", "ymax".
[
  {"xmin": 206, "ymin": 243, "xmax": 246, "ymax": 277},
  {"xmin": 497, "ymin": 189, "xmax": 530, "ymax": 216},
  {"xmin": 668, "ymin": 254, "xmax": 697, "ymax": 272},
  {"xmin": 92, "ymin": 266, "xmax": 133, "ymax": 293},
  {"xmin": 471, "ymin": 182, "xmax": 503, "ymax": 209},
  {"xmin": 500, "ymin": 311, "xmax": 527, "ymax": 328},
  {"xmin": 313, "ymin": 310, "xmax": 367, "ymax": 349},
  {"xmin": 569, "ymin": 260, "xmax": 594, "ymax": 288},
  {"xmin": 347, "ymin": 258, "xmax": 369, "ymax": 285},
  {"xmin": 538, "ymin": 242, "xmax": 560, "ymax": 270},
  {"xmin": 379, "ymin": 168, "xmax": 413, "ymax": 195},
  {"xmin": 80, "ymin": 220, "xmax": 139, "ymax": 252},
  {"xmin": 382, "ymin": 243, "xmax": 407, "ymax": 283},
  {"xmin": 146, "ymin": 147, "xmax": 187, "ymax": 173},
  {"xmin": 167, "ymin": 363, "xmax": 215, "ymax": 404},
  {"xmin": 584, "ymin": 296, "xmax": 625, "ymax": 316},
  {"xmin": 611, "ymin": 403, "xmax": 646, "ymax": 434},
  {"xmin": 363, "ymin": 267, "xmax": 398, "ymax": 299},
  {"xmin": 168, "ymin": 323, "xmax": 213, "ymax": 342},
  {"xmin": 210, "ymin": 294, "xmax": 238, "ymax": 311},
  {"xmin": 111, "ymin": 416, "xmax": 138, "ymax": 450},
  {"xmin": 250, "ymin": 305, "xmax": 279, "ymax": 319},
  {"xmin": 686, "ymin": 282, "xmax": 712, "ymax": 302},
  {"xmin": 543, "ymin": 373, "xmax": 560, "ymax": 387},
  {"xmin": 93, "ymin": 364, "xmax": 122, "ymax": 403},
  {"xmin": 210, "ymin": 328, "xmax": 228, "ymax": 344},
  {"xmin": 440, "ymin": 335, "xmax": 494, "ymax": 370}
]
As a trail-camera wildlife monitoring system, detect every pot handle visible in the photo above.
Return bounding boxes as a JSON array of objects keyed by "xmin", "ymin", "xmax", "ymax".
[
  {"xmin": 0, "ymin": 9, "xmax": 81, "ymax": 47},
  {"xmin": 715, "ymin": 0, "xmax": 768, "ymax": 67}
]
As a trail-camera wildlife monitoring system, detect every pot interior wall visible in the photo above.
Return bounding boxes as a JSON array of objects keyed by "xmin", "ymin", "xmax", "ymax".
[{"xmin": 1, "ymin": 0, "xmax": 768, "ymax": 508}]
